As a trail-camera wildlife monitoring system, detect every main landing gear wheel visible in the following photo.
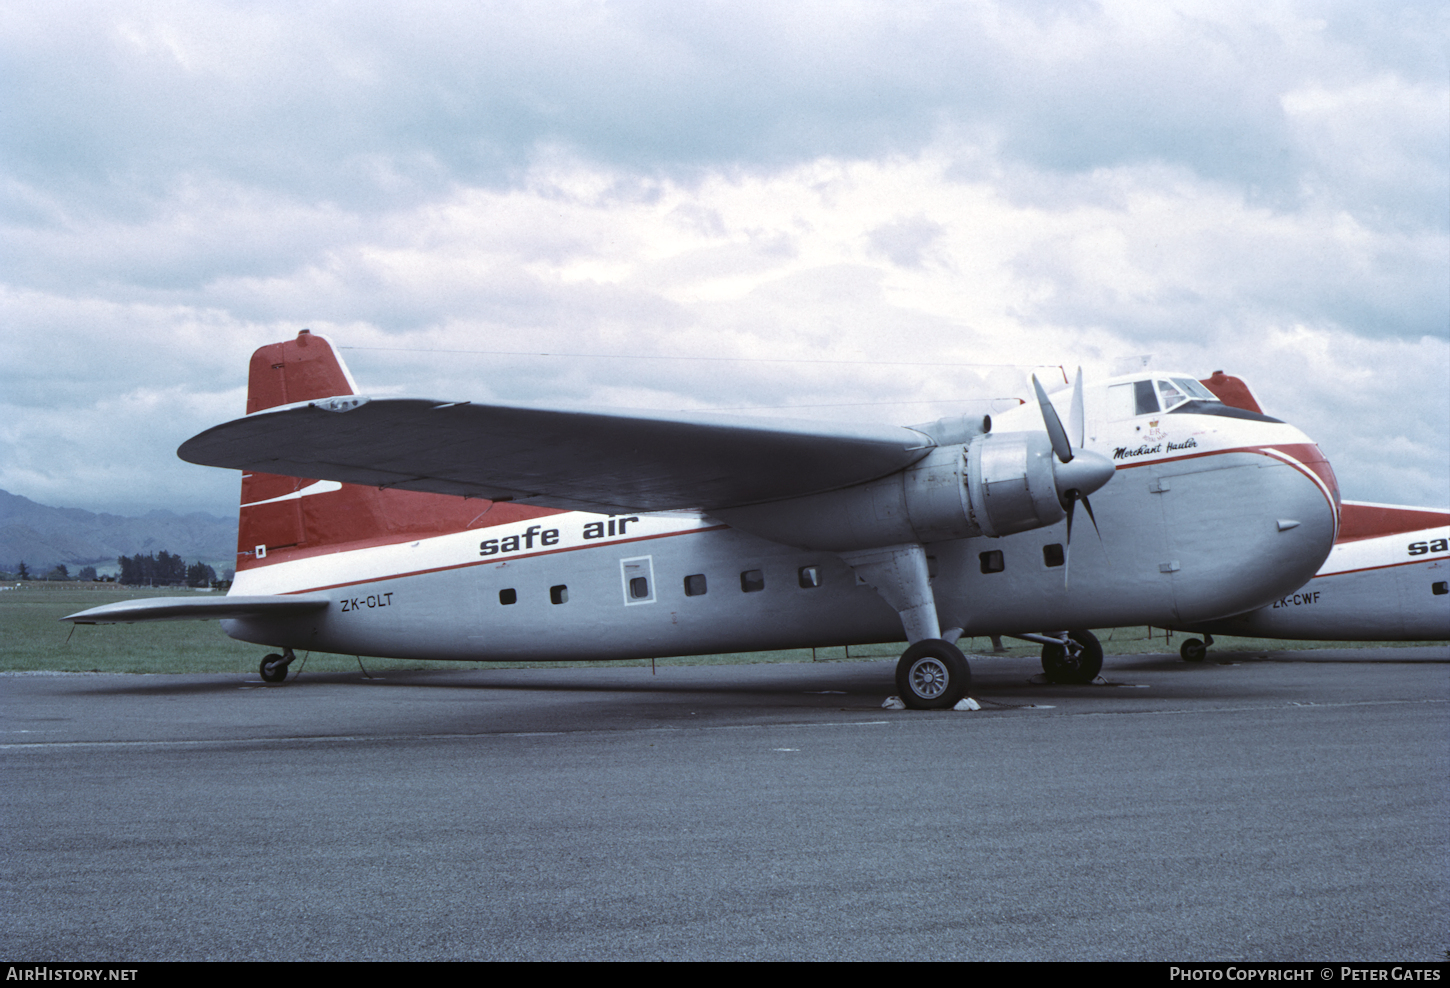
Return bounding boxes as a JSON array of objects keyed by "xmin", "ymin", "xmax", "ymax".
[
  {"xmin": 1179, "ymin": 634, "xmax": 1213, "ymax": 662},
  {"xmin": 1040, "ymin": 630, "xmax": 1103, "ymax": 684},
  {"xmin": 259, "ymin": 652, "xmax": 291, "ymax": 683},
  {"xmin": 895, "ymin": 639, "xmax": 971, "ymax": 710}
]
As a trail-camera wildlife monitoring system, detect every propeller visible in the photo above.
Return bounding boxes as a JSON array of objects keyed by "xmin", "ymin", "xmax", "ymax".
[{"xmin": 1032, "ymin": 369, "xmax": 1114, "ymax": 588}]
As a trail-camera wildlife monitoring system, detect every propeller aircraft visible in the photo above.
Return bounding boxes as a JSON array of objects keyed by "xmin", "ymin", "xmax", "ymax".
[{"xmin": 65, "ymin": 331, "xmax": 1341, "ymax": 708}]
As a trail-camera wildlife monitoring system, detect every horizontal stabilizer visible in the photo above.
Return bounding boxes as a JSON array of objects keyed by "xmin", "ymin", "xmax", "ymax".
[
  {"xmin": 178, "ymin": 398, "xmax": 933, "ymax": 513},
  {"xmin": 62, "ymin": 595, "xmax": 331, "ymax": 625}
]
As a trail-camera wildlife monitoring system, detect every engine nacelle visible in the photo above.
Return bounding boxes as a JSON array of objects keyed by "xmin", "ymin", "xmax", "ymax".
[
  {"xmin": 967, "ymin": 431, "xmax": 1069, "ymax": 537},
  {"xmin": 715, "ymin": 431, "xmax": 1068, "ymax": 552}
]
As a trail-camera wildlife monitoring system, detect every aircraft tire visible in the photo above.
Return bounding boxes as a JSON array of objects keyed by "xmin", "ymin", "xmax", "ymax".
[
  {"xmin": 259, "ymin": 654, "xmax": 289, "ymax": 683},
  {"xmin": 895, "ymin": 639, "xmax": 971, "ymax": 709},
  {"xmin": 1040, "ymin": 630, "xmax": 1103, "ymax": 684},
  {"xmin": 1179, "ymin": 638, "xmax": 1207, "ymax": 662}
]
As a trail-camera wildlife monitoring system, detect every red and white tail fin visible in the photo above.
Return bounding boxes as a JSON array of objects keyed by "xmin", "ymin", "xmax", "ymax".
[
  {"xmin": 237, "ymin": 331, "xmax": 560, "ymax": 572},
  {"xmin": 245, "ymin": 328, "xmax": 361, "ymax": 415}
]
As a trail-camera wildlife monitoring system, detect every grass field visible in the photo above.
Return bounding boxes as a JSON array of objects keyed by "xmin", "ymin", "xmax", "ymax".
[{"xmin": 1, "ymin": 583, "xmax": 1443, "ymax": 676}]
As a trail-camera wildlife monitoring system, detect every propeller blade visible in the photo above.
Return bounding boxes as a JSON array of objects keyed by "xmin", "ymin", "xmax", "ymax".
[
  {"xmin": 1063, "ymin": 494, "xmax": 1075, "ymax": 590},
  {"xmin": 1032, "ymin": 374, "xmax": 1073, "ymax": 464},
  {"xmin": 1080, "ymin": 492, "xmax": 1103, "ymax": 545},
  {"xmin": 1069, "ymin": 366, "xmax": 1084, "ymax": 450},
  {"xmin": 1040, "ymin": 369, "xmax": 1113, "ymax": 589}
]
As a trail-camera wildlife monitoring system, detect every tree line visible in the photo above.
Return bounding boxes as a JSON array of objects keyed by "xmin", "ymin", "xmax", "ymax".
[
  {"xmin": 7, "ymin": 553, "xmax": 222, "ymax": 585},
  {"xmin": 11, "ymin": 562, "xmax": 96, "ymax": 581},
  {"xmin": 116, "ymin": 551, "xmax": 218, "ymax": 587}
]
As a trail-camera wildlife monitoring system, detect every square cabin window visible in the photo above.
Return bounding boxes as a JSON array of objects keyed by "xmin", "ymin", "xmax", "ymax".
[
  {"xmin": 980, "ymin": 550, "xmax": 1005, "ymax": 574},
  {"xmin": 1042, "ymin": 544, "xmax": 1065, "ymax": 568},
  {"xmin": 740, "ymin": 569, "xmax": 765, "ymax": 593},
  {"xmin": 550, "ymin": 584, "xmax": 569, "ymax": 605},
  {"xmin": 498, "ymin": 588, "xmax": 517, "ymax": 605},
  {"xmin": 684, "ymin": 574, "xmax": 707, "ymax": 596},
  {"xmin": 798, "ymin": 565, "xmax": 822, "ymax": 588}
]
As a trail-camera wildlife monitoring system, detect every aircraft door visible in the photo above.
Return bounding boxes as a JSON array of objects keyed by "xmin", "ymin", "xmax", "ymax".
[{"xmin": 620, "ymin": 556, "xmax": 656, "ymax": 605}]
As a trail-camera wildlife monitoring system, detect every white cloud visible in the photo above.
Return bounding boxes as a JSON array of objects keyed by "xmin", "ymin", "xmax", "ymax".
[
  {"xmin": 0, "ymin": 1, "xmax": 1445, "ymax": 516},
  {"xmin": 1283, "ymin": 74, "xmax": 1450, "ymax": 229}
]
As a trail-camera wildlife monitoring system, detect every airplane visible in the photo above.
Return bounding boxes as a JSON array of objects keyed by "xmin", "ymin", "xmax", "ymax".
[
  {"xmin": 64, "ymin": 330, "xmax": 1341, "ymax": 708},
  {"xmin": 1172, "ymin": 500, "xmax": 1450, "ymax": 659}
]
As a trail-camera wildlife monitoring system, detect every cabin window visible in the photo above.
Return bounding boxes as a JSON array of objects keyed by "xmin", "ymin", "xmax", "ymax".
[
  {"xmin": 1042, "ymin": 544, "xmax": 1065, "ymax": 568},
  {"xmin": 798, "ymin": 566, "xmax": 822, "ymax": 588},
  {"xmin": 979, "ymin": 550, "xmax": 1004, "ymax": 574},
  {"xmin": 629, "ymin": 577, "xmax": 649, "ymax": 599},
  {"xmin": 1434, "ymin": 582, "xmax": 1448, "ymax": 596},
  {"xmin": 684, "ymin": 574, "xmax": 707, "ymax": 596},
  {"xmin": 741, "ymin": 569, "xmax": 765, "ymax": 593},
  {"xmin": 498, "ymin": 588, "xmax": 517, "ymax": 605},
  {"xmin": 550, "ymin": 584, "xmax": 569, "ymax": 604}
]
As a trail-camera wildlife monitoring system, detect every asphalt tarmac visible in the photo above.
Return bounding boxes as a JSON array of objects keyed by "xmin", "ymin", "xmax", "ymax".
[{"xmin": 2, "ymin": 647, "xmax": 1446, "ymax": 961}]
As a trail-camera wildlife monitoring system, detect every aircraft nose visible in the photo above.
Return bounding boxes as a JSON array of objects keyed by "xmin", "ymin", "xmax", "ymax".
[
  {"xmin": 1255, "ymin": 456, "xmax": 1338, "ymax": 594},
  {"xmin": 1164, "ymin": 443, "xmax": 1339, "ymax": 624}
]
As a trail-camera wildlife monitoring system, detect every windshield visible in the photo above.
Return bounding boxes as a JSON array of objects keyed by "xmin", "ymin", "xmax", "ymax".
[
  {"xmin": 1172, "ymin": 377, "xmax": 1218, "ymax": 401},
  {"xmin": 1156, "ymin": 379, "xmax": 1189, "ymax": 411}
]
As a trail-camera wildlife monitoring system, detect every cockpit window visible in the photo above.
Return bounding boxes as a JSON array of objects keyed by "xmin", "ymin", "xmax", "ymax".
[
  {"xmin": 1109, "ymin": 378, "xmax": 1170, "ymax": 418},
  {"xmin": 1134, "ymin": 379, "xmax": 1158, "ymax": 415},
  {"xmin": 1156, "ymin": 379, "xmax": 1189, "ymax": 411},
  {"xmin": 1172, "ymin": 377, "xmax": 1218, "ymax": 401}
]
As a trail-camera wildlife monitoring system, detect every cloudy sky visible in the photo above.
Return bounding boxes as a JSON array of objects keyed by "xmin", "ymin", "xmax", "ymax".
[{"xmin": 2, "ymin": 0, "xmax": 1446, "ymax": 518}]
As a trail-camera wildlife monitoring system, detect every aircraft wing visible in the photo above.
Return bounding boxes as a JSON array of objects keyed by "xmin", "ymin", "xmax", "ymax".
[
  {"xmin": 62, "ymin": 595, "xmax": 331, "ymax": 624},
  {"xmin": 178, "ymin": 398, "xmax": 935, "ymax": 513}
]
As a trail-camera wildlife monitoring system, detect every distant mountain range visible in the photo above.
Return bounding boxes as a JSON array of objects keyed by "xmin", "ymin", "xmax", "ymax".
[{"xmin": 0, "ymin": 490, "xmax": 237, "ymax": 575}]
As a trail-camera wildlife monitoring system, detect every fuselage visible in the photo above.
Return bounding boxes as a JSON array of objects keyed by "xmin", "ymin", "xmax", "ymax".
[
  {"xmin": 1189, "ymin": 505, "xmax": 1449, "ymax": 641},
  {"xmin": 222, "ymin": 373, "xmax": 1340, "ymax": 662}
]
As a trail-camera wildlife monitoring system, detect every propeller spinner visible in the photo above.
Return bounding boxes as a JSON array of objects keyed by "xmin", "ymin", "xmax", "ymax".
[{"xmin": 1032, "ymin": 370, "xmax": 1114, "ymax": 586}]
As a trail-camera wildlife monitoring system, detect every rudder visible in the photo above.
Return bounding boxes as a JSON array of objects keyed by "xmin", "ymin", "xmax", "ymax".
[{"xmin": 246, "ymin": 328, "xmax": 359, "ymax": 414}]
